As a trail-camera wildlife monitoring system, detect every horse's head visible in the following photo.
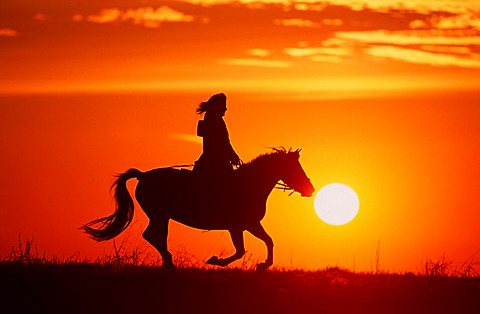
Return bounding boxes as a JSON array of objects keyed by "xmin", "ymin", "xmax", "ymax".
[{"xmin": 278, "ymin": 149, "xmax": 315, "ymax": 197}]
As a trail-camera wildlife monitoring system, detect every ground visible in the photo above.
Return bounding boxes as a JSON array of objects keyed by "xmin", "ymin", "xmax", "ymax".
[{"xmin": 1, "ymin": 262, "xmax": 479, "ymax": 314}]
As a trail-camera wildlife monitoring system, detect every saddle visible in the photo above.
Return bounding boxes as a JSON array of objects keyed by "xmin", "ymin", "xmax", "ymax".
[{"xmin": 174, "ymin": 168, "xmax": 233, "ymax": 210}]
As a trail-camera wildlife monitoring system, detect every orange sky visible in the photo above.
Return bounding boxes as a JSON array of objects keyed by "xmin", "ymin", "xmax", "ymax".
[{"xmin": 1, "ymin": 0, "xmax": 479, "ymax": 272}]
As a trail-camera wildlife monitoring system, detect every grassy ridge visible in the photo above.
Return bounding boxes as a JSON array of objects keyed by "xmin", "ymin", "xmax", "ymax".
[
  {"xmin": 2, "ymin": 236, "xmax": 479, "ymax": 313},
  {"xmin": 2, "ymin": 262, "xmax": 479, "ymax": 314}
]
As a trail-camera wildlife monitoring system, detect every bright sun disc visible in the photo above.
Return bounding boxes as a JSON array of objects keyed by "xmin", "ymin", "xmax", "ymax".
[{"xmin": 314, "ymin": 183, "xmax": 359, "ymax": 226}]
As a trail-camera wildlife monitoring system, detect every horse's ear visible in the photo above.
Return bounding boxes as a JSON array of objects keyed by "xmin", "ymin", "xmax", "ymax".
[{"xmin": 292, "ymin": 148, "xmax": 301, "ymax": 159}]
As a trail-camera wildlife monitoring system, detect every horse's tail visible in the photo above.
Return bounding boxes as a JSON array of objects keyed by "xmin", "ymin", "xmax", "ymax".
[{"xmin": 81, "ymin": 168, "xmax": 143, "ymax": 241}]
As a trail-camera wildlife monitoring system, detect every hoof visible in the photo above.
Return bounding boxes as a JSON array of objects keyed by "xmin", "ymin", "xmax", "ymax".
[
  {"xmin": 256, "ymin": 262, "xmax": 271, "ymax": 272},
  {"xmin": 206, "ymin": 256, "xmax": 219, "ymax": 265},
  {"xmin": 162, "ymin": 261, "xmax": 176, "ymax": 270},
  {"xmin": 206, "ymin": 256, "xmax": 230, "ymax": 267}
]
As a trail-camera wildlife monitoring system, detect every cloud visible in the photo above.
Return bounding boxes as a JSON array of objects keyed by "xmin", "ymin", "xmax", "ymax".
[
  {"xmin": 274, "ymin": 19, "xmax": 320, "ymax": 28},
  {"xmin": 180, "ymin": 1, "xmax": 479, "ymax": 15},
  {"xmin": 431, "ymin": 13, "xmax": 480, "ymax": 31},
  {"xmin": 219, "ymin": 58, "xmax": 291, "ymax": 68},
  {"xmin": 285, "ymin": 47, "xmax": 350, "ymax": 57},
  {"xmin": 409, "ymin": 19, "xmax": 428, "ymax": 29},
  {"xmin": 324, "ymin": 0, "xmax": 478, "ymax": 15},
  {"xmin": 245, "ymin": 48, "xmax": 270, "ymax": 57},
  {"xmin": 367, "ymin": 45, "xmax": 480, "ymax": 69},
  {"xmin": 170, "ymin": 133, "xmax": 202, "ymax": 144},
  {"xmin": 335, "ymin": 29, "xmax": 480, "ymax": 68},
  {"xmin": 408, "ymin": 13, "xmax": 480, "ymax": 32},
  {"xmin": 86, "ymin": 9, "xmax": 122, "ymax": 24},
  {"xmin": 336, "ymin": 30, "xmax": 480, "ymax": 45},
  {"xmin": 420, "ymin": 45, "xmax": 471, "ymax": 55},
  {"xmin": 0, "ymin": 28, "xmax": 18, "ymax": 37},
  {"xmin": 284, "ymin": 45, "xmax": 349, "ymax": 63},
  {"xmin": 310, "ymin": 55, "xmax": 343, "ymax": 63},
  {"xmin": 274, "ymin": 18, "xmax": 343, "ymax": 28},
  {"xmin": 322, "ymin": 38, "xmax": 350, "ymax": 47},
  {"xmin": 293, "ymin": 3, "xmax": 328, "ymax": 11},
  {"xmin": 322, "ymin": 18, "xmax": 344, "ymax": 26},
  {"xmin": 76, "ymin": 6, "xmax": 196, "ymax": 28}
]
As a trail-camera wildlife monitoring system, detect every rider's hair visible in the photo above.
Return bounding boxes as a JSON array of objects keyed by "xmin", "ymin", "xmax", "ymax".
[{"xmin": 196, "ymin": 93, "xmax": 226, "ymax": 115}]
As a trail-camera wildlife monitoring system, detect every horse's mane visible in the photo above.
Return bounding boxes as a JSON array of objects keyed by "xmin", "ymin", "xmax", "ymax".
[{"xmin": 237, "ymin": 147, "xmax": 300, "ymax": 171}]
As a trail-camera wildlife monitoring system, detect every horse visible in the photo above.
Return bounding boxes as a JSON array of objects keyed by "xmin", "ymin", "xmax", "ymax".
[{"xmin": 82, "ymin": 148, "xmax": 315, "ymax": 271}]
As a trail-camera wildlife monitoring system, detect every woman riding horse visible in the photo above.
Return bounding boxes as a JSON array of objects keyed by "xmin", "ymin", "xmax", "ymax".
[
  {"xmin": 81, "ymin": 94, "xmax": 315, "ymax": 271},
  {"xmin": 194, "ymin": 93, "xmax": 242, "ymax": 179}
]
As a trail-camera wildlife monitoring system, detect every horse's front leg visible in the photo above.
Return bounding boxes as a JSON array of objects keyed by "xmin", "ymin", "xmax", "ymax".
[
  {"xmin": 207, "ymin": 229, "xmax": 245, "ymax": 267},
  {"xmin": 247, "ymin": 222, "xmax": 273, "ymax": 272}
]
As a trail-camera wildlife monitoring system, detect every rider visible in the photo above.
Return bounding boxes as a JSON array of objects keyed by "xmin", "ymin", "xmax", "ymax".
[{"xmin": 193, "ymin": 93, "xmax": 242, "ymax": 179}]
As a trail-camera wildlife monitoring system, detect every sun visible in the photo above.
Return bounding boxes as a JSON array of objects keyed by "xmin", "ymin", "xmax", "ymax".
[{"xmin": 314, "ymin": 183, "xmax": 360, "ymax": 226}]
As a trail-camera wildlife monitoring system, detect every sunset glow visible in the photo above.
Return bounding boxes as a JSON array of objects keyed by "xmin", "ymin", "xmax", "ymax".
[{"xmin": 1, "ymin": 0, "xmax": 479, "ymax": 273}]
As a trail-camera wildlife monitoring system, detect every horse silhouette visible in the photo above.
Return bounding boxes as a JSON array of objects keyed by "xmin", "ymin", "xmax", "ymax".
[{"xmin": 82, "ymin": 148, "xmax": 314, "ymax": 271}]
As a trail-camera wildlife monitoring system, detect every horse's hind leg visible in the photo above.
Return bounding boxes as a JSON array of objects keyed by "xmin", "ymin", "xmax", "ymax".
[
  {"xmin": 206, "ymin": 229, "xmax": 245, "ymax": 267},
  {"xmin": 247, "ymin": 222, "xmax": 273, "ymax": 272},
  {"xmin": 143, "ymin": 217, "xmax": 174, "ymax": 269}
]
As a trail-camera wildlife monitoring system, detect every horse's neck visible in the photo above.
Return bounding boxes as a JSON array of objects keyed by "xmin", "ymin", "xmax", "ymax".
[{"xmin": 244, "ymin": 160, "xmax": 280, "ymax": 199}]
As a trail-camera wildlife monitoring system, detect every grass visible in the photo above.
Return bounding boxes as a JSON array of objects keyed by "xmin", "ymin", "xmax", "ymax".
[{"xmin": 2, "ymin": 235, "xmax": 479, "ymax": 314}]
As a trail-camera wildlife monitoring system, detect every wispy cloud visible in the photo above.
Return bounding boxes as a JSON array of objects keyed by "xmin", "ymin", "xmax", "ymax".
[
  {"xmin": 0, "ymin": 28, "xmax": 18, "ymax": 37},
  {"xmin": 284, "ymin": 45, "xmax": 349, "ymax": 63},
  {"xmin": 336, "ymin": 30, "xmax": 480, "ymax": 45},
  {"xmin": 409, "ymin": 19, "xmax": 428, "ymax": 29},
  {"xmin": 335, "ymin": 29, "xmax": 480, "ymax": 68},
  {"xmin": 325, "ymin": 0, "xmax": 479, "ymax": 15},
  {"xmin": 170, "ymin": 133, "xmax": 202, "ymax": 144},
  {"xmin": 310, "ymin": 55, "xmax": 343, "ymax": 63},
  {"xmin": 86, "ymin": 9, "xmax": 122, "ymax": 24},
  {"xmin": 367, "ymin": 45, "xmax": 480, "ymax": 69},
  {"xmin": 322, "ymin": 18, "xmax": 343, "ymax": 26},
  {"xmin": 285, "ymin": 47, "xmax": 350, "ymax": 57},
  {"xmin": 432, "ymin": 13, "xmax": 480, "ymax": 31},
  {"xmin": 274, "ymin": 18, "xmax": 343, "ymax": 28},
  {"xmin": 219, "ymin": 58, "xmax": 291, "ymax": 68},
  {"xmin": 293, "ymin": 2, "xmax": 328, "ymax": 11},
  {"xmin": 74, "ymin": 7, "xmax": 197, "ymax": 28},
  {"xmin": 420, "ymin": 45, "xmax": 471, "ymax": 55},
  {"xmin": 181, "ymin": 0, "xmax": 480, "ymax": 70},
  {"xmin": 274, "ymin": 19, "xmax": 320, "ymax": 28},
  {"xmin": 409, "ymin": 13, "xmax": 480, "ymax": 31},
  {"xmin": 245, "ymin": 48, "xmax": 270, "ymax": 57},
  {"xmin": 181, "ymin": 1, "xmax": 479, "ymax": 15}
]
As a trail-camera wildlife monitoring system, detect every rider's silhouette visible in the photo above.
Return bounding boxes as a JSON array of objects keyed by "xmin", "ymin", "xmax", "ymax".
[{"xmin": 193, "ymin": 93, "xmax": 241, "ymax": 178}]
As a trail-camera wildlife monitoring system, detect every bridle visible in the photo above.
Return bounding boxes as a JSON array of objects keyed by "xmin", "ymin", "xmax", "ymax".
[{"xmin": 275, "ymin": 182, "xmax": 297, "ymax": 196}]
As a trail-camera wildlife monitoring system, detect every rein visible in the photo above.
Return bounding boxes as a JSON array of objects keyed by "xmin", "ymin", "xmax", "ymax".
[
  {"xmin": 169, "ymin": 164, "xmax": 194, "ymax": 168},
  {"xmin": 275, "ymin": 182, "xmax": 296, "ymax": 196}
]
